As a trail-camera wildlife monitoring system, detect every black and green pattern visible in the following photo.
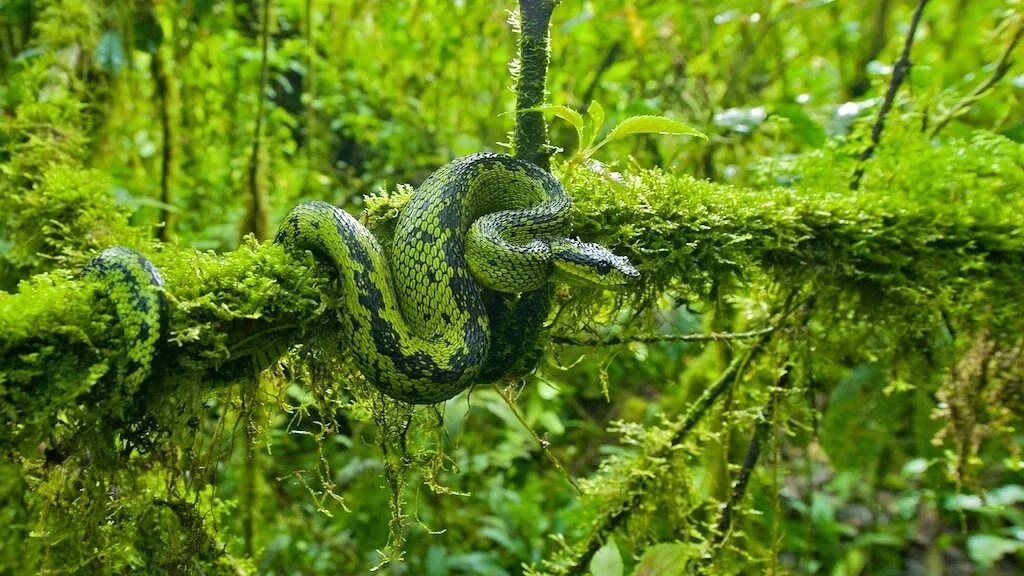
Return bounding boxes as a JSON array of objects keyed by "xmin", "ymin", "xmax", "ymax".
[{"xmin": 86, "ymin": 153, "xmax": 638, "ymax": 404}]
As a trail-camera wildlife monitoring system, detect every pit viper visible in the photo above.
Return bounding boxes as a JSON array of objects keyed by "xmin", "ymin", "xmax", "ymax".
[{"xmin": 85, "ymin": 153, "xmax": 638, "ymax": 404}]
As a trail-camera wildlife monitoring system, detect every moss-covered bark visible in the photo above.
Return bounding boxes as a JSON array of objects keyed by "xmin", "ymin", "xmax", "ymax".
[
  {"xmin": 3, "ymin": 148, "xmax": 1022, "ymax": 451},
  {"xmin": 512, "ymin": 0, "xmax": 559, "ymax": 170}
]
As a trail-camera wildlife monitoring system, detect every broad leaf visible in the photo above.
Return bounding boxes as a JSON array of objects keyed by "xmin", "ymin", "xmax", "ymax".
[
  {"xmin": 590, "ymin": 538, "xmax": 623, "ymax": 576},
  {"xmin": 633, "ymin": 543, "xmax": 692, "ymax": 576},
  {"xmin": 968, "ymin": 534, "xmax": 1024, "ymax": 567},
  {"xmin": 521, "ymin": 104, "xmax": 585, "ymax": 132},
  {"xmin": 583, "ymin": 100, "xmax": 605, "ymax": 149},
  {"xmin": 604, "ymin": 115, "xmax": 707, "ymax": 143}
]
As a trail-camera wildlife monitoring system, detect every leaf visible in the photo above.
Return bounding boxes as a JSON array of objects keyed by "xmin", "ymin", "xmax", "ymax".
[
  {"xmin": 538, "ymin": 410, "xmax": 565, "ymax": 435},
  {"xmin": 521, "ymin": 104, "xmax": 584, "ymax": 132},
  {"xmin": 590, "ymin": 538, "xmax": 623, "ymax": 576},
  {"xmin": 820, "ymin": 363, "xmax": 906, "ymax": 471},
  {"xmin": 604, "ymin": 115, "xmax": 707, "ymax": 143},
  {"xmin": 967, "ymin": 534, "xmax": 1024, "ymax": 567},
  {"xmin": 582, "ymin": 100, "xmax": 605, "ymax": 149},
  {"xmin": 521, "ymin": 104, "xmax": 586, "ymax": 151},
  {"xmin": 633, "ymin": 543, "xmax": 692, "ymax": 576},
  {"xmin": 990, "ymin": 484, "xmax": 1024, "ymax": 507},
  {"xmin": 586, "ymin": 113, "xmax": 706, "ymax": 157},
  {"xmin": 774, "ymin": 104, "xmax": 826, "ymax": 147}
]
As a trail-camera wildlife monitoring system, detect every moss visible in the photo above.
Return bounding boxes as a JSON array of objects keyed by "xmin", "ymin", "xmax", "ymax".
[{"xmin": 564, "ymin": 131, "xmax": 1023, "ymax": 337}]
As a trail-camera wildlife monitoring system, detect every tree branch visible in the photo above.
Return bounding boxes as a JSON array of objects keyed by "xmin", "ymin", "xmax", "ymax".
[
  {"xmin": 513, "ymin": 0, "xmax": 559, "ymax": 170},
  {"xmin": 850, "ymin": 0, "xmax": 930, "ymax": 191},
  {"xmin": 710, "ymin": 366, "xmax": 791, "ymax": 548},
  {"xmin": 151, "ymin": 27, "xmax": 178, "ymax": 243},
  {"xmin": 492, "ymin": 382, "xmax": 580, "ymax": 492},
  {"xmin": 551, "ymin": 327, "xmax": 775, "ymax": 347},
  {"xmin": 565, "ymin": 304, "xmax": 793, "ymax": 574},
  {"xmin": 241, "ymin": 0, "xmax": 273, "ymax": 240}
]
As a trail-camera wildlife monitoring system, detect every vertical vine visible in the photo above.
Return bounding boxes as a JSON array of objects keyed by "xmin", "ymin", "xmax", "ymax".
[
  {"xmin": 512, "ymin": 0, "xmax": 559, "ymax": 170},
  {"xmin": 241, "ymin": 0, "xmax": 273, "ymax": 241},
  {"xmin": 150, "ymin": 3, "xmax": 178, "ymax": 242}
]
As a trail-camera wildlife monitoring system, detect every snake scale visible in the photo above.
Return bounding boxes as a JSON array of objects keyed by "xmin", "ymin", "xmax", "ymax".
[{"xmin": 85, "ymin": 153, "xmax": 638, "ymax": 404}]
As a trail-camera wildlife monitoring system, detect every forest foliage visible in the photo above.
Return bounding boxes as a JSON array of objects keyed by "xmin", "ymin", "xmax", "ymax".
[{"xmin": 1, "ymin": 0, "xmax": 1023, "ymax": 574}]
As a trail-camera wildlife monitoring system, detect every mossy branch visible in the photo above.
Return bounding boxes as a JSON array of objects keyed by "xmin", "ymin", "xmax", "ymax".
[
  {"xmin": 3, "ymin": 157, "xmax": 1024, "ymax": 450},
  {"xmin": 512, "ymin": 0, "xmax": 559, "ymax": 170}
]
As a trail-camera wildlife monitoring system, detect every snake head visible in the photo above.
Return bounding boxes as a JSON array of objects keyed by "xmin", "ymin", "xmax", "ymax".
[{"xmin": 550, "ymin": 238, "xmax": 640, "ymax": 288}]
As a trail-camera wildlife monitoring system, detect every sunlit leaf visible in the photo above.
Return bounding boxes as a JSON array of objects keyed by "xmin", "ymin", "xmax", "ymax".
[
  {"xmin": 633, "ymin": 543, "xmax": 692, "ymax": 576},
  {"xmin": 968, "ymin": 534, "xmax": 1024, "ymax": 567},
  {"xmin": 604, "ymin": 115, "xmax": 707, "ymax": 143},
  {"xmin": 590, "ymin": 538, "xmax": 623, "ymax": 576},
  {"xmin": 521, "ymin": 104, "xmax": 584, "ymax": 132},
  {"xmin": 583, "ymin": 100, "xmax": 605, "ymax": 149}
]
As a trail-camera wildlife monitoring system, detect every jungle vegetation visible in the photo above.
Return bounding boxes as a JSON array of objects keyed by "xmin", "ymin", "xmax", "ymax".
[{"xmin": 1, "ymin": 0, "xmax": 1023, "ymax": 574}]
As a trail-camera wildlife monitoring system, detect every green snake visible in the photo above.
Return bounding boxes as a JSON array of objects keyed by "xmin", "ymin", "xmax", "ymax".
[{"xmin": 86, "ymin": 153, "xmax": 638, "ymax": 404}]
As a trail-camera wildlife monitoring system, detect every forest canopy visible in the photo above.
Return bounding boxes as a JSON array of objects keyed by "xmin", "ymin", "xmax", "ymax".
[{"xmin": 1, "ymin": 0, "xmax": 1023, "ymax": 575}]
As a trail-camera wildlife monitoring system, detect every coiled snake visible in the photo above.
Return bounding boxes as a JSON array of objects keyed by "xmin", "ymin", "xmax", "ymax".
[{"xmin": 85, "ymin": 153, "xmax": 638, "ymax": 404}]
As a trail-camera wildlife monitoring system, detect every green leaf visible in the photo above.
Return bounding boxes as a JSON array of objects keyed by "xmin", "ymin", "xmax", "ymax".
[
  {"xmin": 538, "ymin": 410, "xmax": 565, "ymax": 435},
  {"xmin": 774, "ymin": 104, "xmax": 826, "ymax": 147},
  {"xmin": 604, "ymin": 115, "xmax": 707, "ymax": 144},
  {"xmin": 967, "ymin": 534, "xmax": 1024, "ymax": 567},
  {"xmin": 521, "ymin": 104, "xmax": 586, "ymax": 152},
  {"xmin": 590, "ymin": 538, "xmax": 623, "ymax": 576},
  {"xmin": 583, "ymin": 100, "xmax": 605, "ymax": 149},
  {"xmin": 633, "ymin": 543, "xmax": 692, "ymax": 576},
  {"xmin": 820, "ymin": 364, "xmax": 906, "ymax": 471},
  {"xmin": 521, "ymin": 104, "xmax": 584, "ymax": 132}
]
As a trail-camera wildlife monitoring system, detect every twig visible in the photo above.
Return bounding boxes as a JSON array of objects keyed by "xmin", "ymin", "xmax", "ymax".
[
  {"xmin": 551, "ymin": 326, "xmax": 776, "ymax": 347},
  {"xmin": 491, "ymin": 382, "xmax": 581, "ymax": 492},
  {"xmin": 150, "ymin": 14, "xmax": 178, "ymax": 243},
  {"xmin": 513, "ymin": 0, "xmax": 560, "ymax": 170},
  {"xmin": 929, "ymin": 17, "xmax": 1023, "ymax": 137},
  {"xmin": 242, "ymin": 0, "xmax": 273, "ymax": 240},
  {"xmin": 565, "ymin": 301, "xmax": 798, "ymax": 573},
  {"xmin": 710, "ymin": 367, "xmax": 791, "ymax": 548},
  {"xmin": 304, "ymin": 0, "xmax": 317, "ymax": 174},
  {"xmin": 850, "ymin": 0, "xmax": 931, "ymax": 191}
]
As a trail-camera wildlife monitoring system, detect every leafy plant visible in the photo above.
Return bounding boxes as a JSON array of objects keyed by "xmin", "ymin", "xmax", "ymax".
[{"xmin": 525, "ymin": 100, "xmax": 706, "ymax": 174}]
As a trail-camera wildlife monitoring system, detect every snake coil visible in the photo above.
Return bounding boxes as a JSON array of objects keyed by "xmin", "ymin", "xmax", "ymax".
[{"xmin": 85, "ymin": 153, "xmax": 638, "ymax": 404}]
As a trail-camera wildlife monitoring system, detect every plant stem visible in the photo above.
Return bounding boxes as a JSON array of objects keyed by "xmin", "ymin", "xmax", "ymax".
[
  {"xmin": 513, "ymin": 0, "xmax": 559, "ymax": 170},
  {"xmin": 242, "ymin": 0, "xmax": 272, "ymax": 240},
  {"xmin": 929, "ymin": 17, "xmax": 1023, "ymax": 136},
  {"xmin": 850, "ymin": 0, "xmax": 930, "ymax": 191},
  {"xmin": 151, "ymin": 41, "xmax": 178, "ymax": 242},
  {"xmin": 710, "ymin": 367, "xmax": 791, "ymax": 547},
  {"xmin": 566, "ymin": 318, "xmax": 785, "ymax": 574},
  {"xmin": 551, "ymin": 326, "xmax": 776, "ymax": 347},
  {"xmin": 492, "ymin": 382, "xmax": 580, "ymax": 492}
]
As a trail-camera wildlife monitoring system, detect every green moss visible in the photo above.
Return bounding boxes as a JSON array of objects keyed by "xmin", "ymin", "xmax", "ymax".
[{"xmin": 564, "ymin": 131, "xmax": 1023, "ymax": 337}]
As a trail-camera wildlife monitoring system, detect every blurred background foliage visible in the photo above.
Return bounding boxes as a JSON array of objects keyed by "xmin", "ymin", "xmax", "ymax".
[{"xmin": 1, "ymin": 0, "xmax": 1023, "ymax": 574}]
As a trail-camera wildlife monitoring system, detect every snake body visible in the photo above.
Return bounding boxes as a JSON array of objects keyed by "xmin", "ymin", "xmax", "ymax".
[{"xmin": 86, "ymin": 153, "xmax": 638, "ymax": 404}]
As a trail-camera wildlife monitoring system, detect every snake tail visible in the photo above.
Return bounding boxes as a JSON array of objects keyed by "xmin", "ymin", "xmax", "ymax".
[{"xmin": 82, "ymin": 247, "xmax": 166, "ymax": 394}]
